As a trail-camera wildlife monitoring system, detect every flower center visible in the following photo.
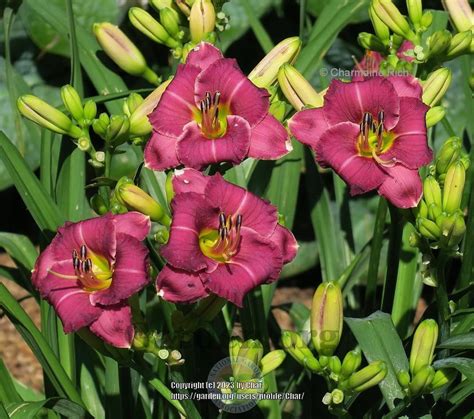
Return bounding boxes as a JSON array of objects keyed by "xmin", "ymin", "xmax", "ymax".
[
  {"xmin": 48, "ymin": 244, "xmax": 113, "ymax": 292},
  {"xmin": 199, "ymin": 212, "xmax": 242, "ymax": 262},
  {"xmin": 198, "ymin": 91, "xmax": 228, "ymax": 139},
  {"xmin": 357, "ymin": 111, "xmax": 397, "ymax": 167}
]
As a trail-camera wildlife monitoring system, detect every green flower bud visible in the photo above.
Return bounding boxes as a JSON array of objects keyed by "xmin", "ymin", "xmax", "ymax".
[
  {"xmin": 442, "ymin": 161, "xmax": 466, "ymax": 213},
  {"xmin": 397, "ymin": 370, "xmax": 411, "ymax": 388},
  {"xmin": 17, "ymin": 95, "xmax": 81, "ymax": 137},
  {"xmin": 229, "ymin": 336, "xmax": 243, "ymax": 371},
  {"xmin": 259, "ymin": 350, "xmax": 286, "ymax": 376},
  {"xmin": 268, "ymin": 100, "xmax": 286, "ymax": 122},
  {"xmin": 128, "ymin": 8, "xmax": 180, "ymax": 49},
  {"xmin": 90, "ymin": 194, "xmax": 108, "ymax": 215},
  {"xmin": 60, "ymin": 84, "xmax": 84, "ymax": 121},
  {"xmin": 409, "ymin": 319, "xmax": 438, "ymax": 376},
  {"xmin": 427, "ymin": 30, "xmax": 452, "ymax": 58},
  {"xmin": 407, "ymin": 0, "xmax": 423, "ymax": 26},
  {"xmin": 426, "ymin": 106, "xmax": 445, "ymax": 128},
  {"xmin": 150, "ymin": 0, "xmax": 174, "ymax": 11},
  {"xmin": 160, "ymin": 7, "xmax": 182, "ymax": 39},
  {"xmin": 420, "ymin": 10, "xmax": 433, "ymax": 29},
  {"xmin": 430, "ymin": 368, "xmax": 456, "ymax": 389},
  {"xmin": 418, "ymin": 199, "xmax": 429, "ymax": 218},
  {"xmin": 408, "ymin": 231, "xmax": 421, "ymax": 247},
  {"xmin": 165, "ymin": 170, "xmax": 175, "ymax": 205},
  {"xmin": 442, "ymin": 0, "xmax": 474, "ymax": 33},
  {"xmin": 123, "ymin": 93, "xmax": 144, "ymax": 117},
  {"xmin": 438, "ymin": 212, "xmax": 466, "ymax": 248},
  {"xmin": 331, "ymin": 389, "xmax": 344, "ymax": 405},
  {"xmin": 369, "ymin": 4, "xmax": 390, "ymax": 42},
  {"xmin": 154, "ymin": 227, "xmax": 169, "ymax": 244},
  {"xmin": 311, "ymin": 281, "xmax": 343, "ymax": 356},
  {"xmin": 106, "ymin": 115, "xmax": 130, "ymax": 145},
  {"xmin": 357, "ymin": 32, "xmax": 386, "ymax": 52},
  {"xmin": 417, "ymin": 217, "xmax": 441, "ymax": 240},
  {"xmin": 277, "ymin": 63, "xmax": 324, "ymax": 111},
  {"xmin": 446, "ymin": 30, "xmax": 473, "ymax": 59},
  {"xmin": 319, "ymin": 355, "xmax": 329, "ymax": 368},
  {"xmin": 423, "ymin": 176, "xmax": 442, "ymax": 208},
  {"xmin": 92, "ymin": 119, "xmax": 107, "ymax": 138},
  {"xmin": 248, "ymin": 37, "xmax": 302, "ymax": 88},
  {"xmin": 436, "ymin": 137, "xmax": 462, "ymax": 175},
  {"xmin": 372, "ymin": 0, "xmax": 416, "ymax": 41},
  {"xmin": 189, "ymin": 0, "xmax": 216, "ymax": 43},
  {"xmin": 460, "ymin": 151, "xmax": 470, "ymax": 170},
  {"xmin": 347, "ymin": 361, "xmax": 387, "ymax": 392},
  {"xmin": 281, "ymin": 331, "xmax": 321, "ymax": 373},
  {"xmin": 427, "ymin": 203, "xmax": 442, "ymax": 221},
  {"xmin": 422, "ymin": 68, "xmax": 452, "ymax": 107},
  {"xmin": 341, "ymin": 349, "xmax": 362, "ymax": 379},
  {"xmin": 234, "ymin": 340, "xmax": 263, "ymax": 381},
  {"xmin": 408, "ymin": 365, "xmax": 435, "ymax": 396},
  {"xmin": 83, "ymin": 100, "xmax": 97, "ymax": 122},
  {"xmin": 329, "ymin": 355, "xmax": 342, "ymax": 375}
]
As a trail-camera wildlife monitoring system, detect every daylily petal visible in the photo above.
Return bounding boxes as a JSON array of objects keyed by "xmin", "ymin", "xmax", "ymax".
[
  {"xmin": 172, "ymin": 167, "xmax": 210, "ymax": 195},
  {"xmin": 176, "ymin": 116, "xmax": 250, "ymax": 169},
  {"xmin": 156, "ymin": 265, "xmax": 208, "ymax": 304},
  {"xmin": 381, "ymin": 97, "xmax": 431, "ymax": 169},
  {"xmin": 205, "ymin": 173, "xmax": 278, "ymax": 237},
  {"xmin": 33, "ymin": 257, "xmax": 79, "ymax": 297},
  {"xmin": 323, "ymin": 78, "xmax": 400, "ymax": 130},
  {"xmin": 388, "ymin": 75, "xmax": 422, "ymax": 99},
  {"xmin": 161, "ymin": 192, "xmax": 219, "ymax": 272},
  {"xmin": 270, "ymin": 224, "xmax": 298, "ymax": 264},
  {"xmin": 144, "ymin": 131, "xmax": 180, "ymax": 171},
  {"xmin": 149, "ymin": 64, "xmax": 200, "ymax": 137},
  {"xmin": 353, "ymin": 51, "xmax": 383, "ymax": 81},
  {"xmin": 89, "ymin": 304, "xmax": 134, "ymax": 348},
  {"xmin": 201, "ymin": 230, "xmax": 282, "ymax": 307},
  {"xmin": 186, "ymin": 42, "xmax": 223, "ymax": 71},
  {"xmin": 194, "ymin": 58, "xmax": 269, "ymax": 127},
  {"xmin": 90, "ymin": 233, "xmax": 149, "ymax": 306},
  {"xmin": 113, "ymin": 212, "xmax": 151, "ymax": 241},
  {"xmin": 288, "ymin": 107, "xmax": 330, "ymax": 149},
  {"xmin": 249, "ymin": 114, "xmax": 291, "ymax": 159},
  {"xmin": 316, "ymin": 122, "xmax": 386, "ymax": 195},
  {"xmin": 378, "ymin": 164, "xmax": 422, "ymax": 208}
]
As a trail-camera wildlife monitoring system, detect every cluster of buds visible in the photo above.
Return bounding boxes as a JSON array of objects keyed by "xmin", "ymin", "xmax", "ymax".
[
  {"xmin": 414, "ymin": 137, "xmax": 469, "ymax": 255},
  {"xmin": 397, "ymin": 319, "xmax": 456, "ymax": 397},
  {"xmin": 133, "ymin": 330, "xmax": 184, "ymax": 366},
  {"xmin": 282, "ymin": 282, "xmax": 387, "ymax": 410},
  {"xmin": 442, "ymin": 0, "xmax": 474, "ymax": 52}
]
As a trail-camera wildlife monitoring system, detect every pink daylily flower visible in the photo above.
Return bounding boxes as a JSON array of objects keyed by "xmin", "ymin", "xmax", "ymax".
[
  {"xmin": 156, "ymin": 169, "xmax": 298, "ymax": 307},
  {"xmin": 289, "ymin": 76, "xmax": 432, "ymax": 208},
  {"xmin": 144, "ymin": 42, "xmax": 291, "ymax": 171},
  {"xmin": 32, "ymin": 212, "xmax": 151, "ymax": 348}
]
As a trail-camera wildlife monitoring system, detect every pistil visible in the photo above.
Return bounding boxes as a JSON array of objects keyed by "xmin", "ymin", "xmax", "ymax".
[{"xmin": 200, "ymin": 91, "xmax": 223, "ymax": 138}]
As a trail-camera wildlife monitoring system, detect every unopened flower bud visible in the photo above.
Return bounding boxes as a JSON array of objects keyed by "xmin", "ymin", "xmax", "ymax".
[
  {"xmin": 17, "ymin": 95, "xmax": 82, "ymax": 137},
  {"xmin": 460, "ymin": 151, "xmax": 470, "ymax": 170},
  {"xmin": 331, "ymin": 389, "xmax": 344, "ymax": 405},
  {"xmin": 61, "ymin": 85, "xmax": 83, "ymax": 121},
  {"xmin": 268, "ymin": 100, "xmax": 286, "ymax": 122},
  {"xmin": 281, "ymin": 331, "xmax": 321, "ymax": 373},
  {"xmin": 329, "ymin": 355, "xmax": 342, "ymax": 375},
  {"xmin": 150, "ymin": 0, "xmax": 174, "ymax": 10},
  {"xmin": 417, "ymin": 217, "xmax": 441, "ymax": 240},
  {"xmin": 407, "ymin": 0, "xmax": 423, "ymax": 26},
  {"xmin": 410, "ymin": 319, "xmax": 438, "ymax": 376},
  {"xmin": 341, "ymin": 349, "xmax": 362, "ymax": 379},
  {"xmin": 83, "ymin": 100, "xmax": 97, "ymax": 122},
  {"xmin": 423, "ymin": 176, "xmax": 442, "ymax": 208},
  {"xmin": 259, "ymin": 350, "xmax": 286, "ymax": 376},
  {"xmin": 397, "ymin": 370, "xmax": 411, "ymax": 388},
  {"xmin": 443, "ymin": 161, "xmax": 465, "ymax": 213},
  {"xmin": 442, "ymin": 0, "xmax": 474, "ymax": 33},
  {"xmin": 418, "ymin": 199, "xmax": 429, "ymax": 218},
  {"xmin": 428, "ymin": 203, "xmax": 442, "ymax": 221},
  {"xmin": 166, "ymin": 170, "xmax": 175, "ymax": 205},
  {"xmin": 427, "ymin": 30, "xmax": 452, "ymax": 58},
  {"xmin": 446, "ymin": 30, "xmax": 472, "ymax": 59},
  {"xmin": 90, "ymin": 194, "xmax": 108, "ymax": 215},
  {"xmin": 408, "ymin": 365, "xmax": 435, "ymax": 396},
  {"xmin": 278, "ymin": 64, "xmax": 324, "ymax": 110},
  {"xmin": 189, "ymin": 0, "xmax": 216, "ymax": 43},
  {"xmin": 431, "ymin": 368, "xmax": 456, "ymax": 389},
  {"xmin": 311, "ymin": 281, "xmax": 343, "ymax": 356},
  {"xmin": 347, "ymin": 360, "xmax": 387, "ymax": 392},
  {"xmin": 129, "ymin": 8, "xmax": 180, "ymax": 49},
  {"xmin": 438, "ymin": 212, "xmax": 466, "ymax": 248},
  {"xmin": 436, "ymin": 137, "xmax": 462, "ymax": 175},
  {"xmin": 358, "ymin": 32, "xmax": 386, "ymax": 52},
  {"xmin": 234, "ymin": 340, "xmax": 263, "ymax": 381},
  {"xmin": 229, "ymin": 336, "xmax": 243, "ymax": 369},
  {"xmin": 420, "ymin": 10, "xmax": 433, "ymax": 29},
  {"xmin": 426, "ymin": 106, "xmax": 445, "ymax": 128},
  {"xmin": 369, "ymin": 4, "xmax": 390, "ymax": 42},
  {"xmin": 372, "ymin": 0, "xmax": 416, "ymax": 41},
  {"xmin": 123, "ymin": 93, "xmax": 144, "ymax": 117},
  {"xmin": 106, "ymin": 115, "xmax": 130, "ymax": 145},
  {"xmin": 248, "ymin": 37, "xmax": 302, "ymax": 88},
  {"xmin": 422, "ymin": 68, "xmax": 452, "ymax": 106},
  {"xmin": 160, "ymin": 7, "xmax": 182, "ymax": 39}
]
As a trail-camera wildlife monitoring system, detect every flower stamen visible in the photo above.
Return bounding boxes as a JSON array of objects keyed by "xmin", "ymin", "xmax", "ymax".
[{"xmin": 199, "ymin": 91, "xmax": 225, "ymax": 138}]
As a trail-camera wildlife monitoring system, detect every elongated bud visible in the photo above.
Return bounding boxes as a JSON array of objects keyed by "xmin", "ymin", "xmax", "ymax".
[
  {"xmin": 160, "ymin": 7, "xmax": 182, "ymax": 39},
  {"xmin": 426, "ymin": 106, "xmax": 445, "ymax": 128},
  {"xmin": 369, "ymin": 5, "xmax": 390, "ymax": 42},
  {"xmin": 446, "ymin": 30, "xmax": 472, "ymax": 59},
  {"xmin": 436, "ymin": 137, "xmax": 462, "ymax": 174},
  {"xmin": 423, "ymin": 177, "xmax": 442, "ymax": 208},
  {"xmin": 427, "ymin": 30, "xmax": 452, "ymax": 58},
  {"xmin": 83, "ymin": 100, "xmax": 97, "ymax": 122},
  {"xmin": 234, "ymin": 340, "xmax": 263, "ymax": 381},
  {"xmin": 281, "ymin": 331, "xmax": 321, "ymax": 373},
  {"xmin": 123, "ymin": 93, "xmax": 144, "ymax": 117},
  {"xmin": 189, "ymin": 0, "xmax": 216, "ymax": 43},
  {"xmin": 229, "ymin": 336, "xmax": 243, "ymax": 373},
  {"xmin": 443, "ymin": 161, "xmax": 465, "ymax": 213},
  {"xmin": 248, "ymin": 37, "xmax": 302, "ymax": 88},
  {"xmin": 106, "ymin": 115, "xmax": 130, "ymax": 145},
  {"xmin": 422, "ymin": 68, "xmax": 452, "ymax": 106},
  {"xmin": 61, "ymin": 85, "xmax": 83, "ymax": 121},
  {"xmin": 428, "ymin": 203, "xmax": 442, "ymax": 221},
  {"xmin": 150, "ymin": 0, "xmax": 174, "ymax": 10},
  {"xmin": 347, "ymin": 361, "xmax": 387, "ymax": 392},
  {"xmin": 372, "ymin": 0, "xmax": 416, "ymax": 41},
  {"xmin": 129, "ymin": 8, "xmax": 180, "ymax": 49},
  {"xmin": 397, "ymin": 370, "xmax": 411, "ymax": 388},
  {"xmin": 420, "ymin": 10, "xmax": 433, "ymax": 29},
  {"xmin": 90, "ymin": 194, "xmax": 108, "ymax": 215},
  {"xmin": 409, "ymin": 319, "xmax": 438, "ymax": 376},
  {"xmin": 358, "ymin": 32, "xmax": 386, "ymax": 52},
  {"xmin": 17, "ymin": 95, "xmax": 82, "ymax": 137},
  {"xmin": 278, "ymin": 64, "xmax": 324, "ymax": 110},
  {"xmin": 431, "ymin": 368, "xmax": 456, "ymax": 389},
  {"xmin": 409, "ymin": 365, "xmax": 435, "ymax": 396},
  {"xmin": 129, "ymin": 79, "xmax": 172, "ymax": 136},
  {"xmin": 417, "ymin": 217, "xmax": 442, "ymax": 240},
  {"xmin": 259, "ymin": 350, "xmax": 286, "ymax": 376},
  {"xmin": 166, "ymin": 170, "xmax": 175, "ymax": 205},
  {"xmin": 407, "ymin": 0, "xmax": 423, "ymax": 26},
  {"xmin": 341, "ymin": 349, "xmax": 362, "ymax": 379},
  {"xmin": 418, "ymin": 199, "xmax": 429, "ymax": 218},
  {"xmin": 442, "ymin": 0, "xmax": 474, "ymax": 33},
  {"xmin": 329, "ymin": 356, "xmax": 342, "ymax": 375},
  {"xmin": 311, "ymin": 281, "xmax": 343, "ymax": 356},
  {"xmin": 438, "ymin": 212, "xmax": 466, "ymax": 248}
]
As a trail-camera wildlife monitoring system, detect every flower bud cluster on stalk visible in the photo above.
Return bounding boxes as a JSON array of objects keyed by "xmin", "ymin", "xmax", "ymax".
[{"xmin": 282, "ymin": 282, "xmax": 387, "ymax": 412}]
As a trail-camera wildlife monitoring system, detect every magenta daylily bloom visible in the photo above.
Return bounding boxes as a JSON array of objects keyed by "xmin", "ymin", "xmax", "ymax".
[
  {"xmin": 32, "ymin": 212, "xmax": 151, "ymax": 348},
  {"xmin": 289, "ymin": 76, "xmax": 432, "ymax": 208},
  {"xmin": 156, "ymin": 169, "xmax": 298, "ymax": 306},
  {"xmin": 144, "ymin": 42, "xmax": 291, "ymax": 171}
]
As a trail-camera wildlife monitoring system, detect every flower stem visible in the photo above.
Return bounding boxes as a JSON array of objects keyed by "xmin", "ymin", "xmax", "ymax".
[{"xmin": 435, "ymin": 251, "xmax": 450, "ymax": 359}]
